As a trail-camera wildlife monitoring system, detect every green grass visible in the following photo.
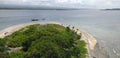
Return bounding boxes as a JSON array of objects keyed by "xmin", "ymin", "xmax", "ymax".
[{"xmin": 0, "ymin": 24, "xmax": 87, "ymax": 58}]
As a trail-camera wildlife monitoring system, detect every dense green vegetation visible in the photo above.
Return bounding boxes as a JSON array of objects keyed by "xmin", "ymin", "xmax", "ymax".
[{"xmin": 0, "ymin": 24, "xmax": 87, "ymax": 58}]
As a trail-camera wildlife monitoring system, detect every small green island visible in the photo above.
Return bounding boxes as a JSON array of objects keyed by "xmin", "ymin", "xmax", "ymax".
[{"xmin": 0, "ymin": 24, "xmax": 87, "ymax": 58}]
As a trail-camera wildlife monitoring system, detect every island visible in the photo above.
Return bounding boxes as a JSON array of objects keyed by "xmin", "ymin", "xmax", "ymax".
[
  {"xmin": 0, "ymin": 23, "xmax": 87, "ymax": 58},
  {"xmin": 103, "ymin": 8, "xmax": 120, "ymax": 10}
]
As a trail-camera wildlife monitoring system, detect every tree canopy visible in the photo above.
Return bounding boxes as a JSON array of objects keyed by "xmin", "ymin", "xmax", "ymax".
[{"xmin": 0, "ymin": 24, "xmax": 87, "ymax": 58}]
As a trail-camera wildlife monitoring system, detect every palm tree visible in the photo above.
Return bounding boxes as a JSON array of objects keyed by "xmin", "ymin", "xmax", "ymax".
[
  {"xmin": 76, "ymin": 29, "xmax": 79, "ymax": 34},
  {"xmin": 76, "ymin": 29, "xmax": 79, "ymax": 32},
  {"xmin": 72, "ymin": 26, "xmax": 74, "ymax": 30}
]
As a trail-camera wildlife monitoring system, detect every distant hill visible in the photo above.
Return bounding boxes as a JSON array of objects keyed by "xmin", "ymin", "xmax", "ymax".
[
  {"xmin": 104, "ymin": 8, "xmax": 120, "ymax": 10},
  {"xmin": 0, "ymin": 7, "xmax": 80, "ymax": 10},
  {"xmin": 0, "ymin": 5, "xmax": 80, "ymax": 10}
]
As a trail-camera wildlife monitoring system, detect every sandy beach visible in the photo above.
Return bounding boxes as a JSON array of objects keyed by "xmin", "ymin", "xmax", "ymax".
[
  {"xmin": 0, "ymin": 22, "xmax": 97, "ymax": 58},
  {"xmin": 0, "ymin": 22, "xmax": 61, "ymax": 38}
]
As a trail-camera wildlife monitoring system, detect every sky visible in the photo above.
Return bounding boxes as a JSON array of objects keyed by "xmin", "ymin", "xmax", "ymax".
[{"xmin": 0, "ymin": 0, "xmax": 120, "ymax": 9}]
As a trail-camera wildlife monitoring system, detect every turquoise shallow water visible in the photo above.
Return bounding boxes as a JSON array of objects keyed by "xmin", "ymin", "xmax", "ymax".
[{"xmin": 0, "ymin": 10, "xmax": 120, "ymax": 58}]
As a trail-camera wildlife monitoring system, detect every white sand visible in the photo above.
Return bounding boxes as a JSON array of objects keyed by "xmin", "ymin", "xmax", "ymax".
[{"xmin": 80, "ymin": 30, "xmax": 97, "ymax": 58}]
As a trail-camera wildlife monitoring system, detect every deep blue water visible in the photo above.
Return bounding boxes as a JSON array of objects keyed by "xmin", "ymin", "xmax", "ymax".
[{"xmin": 0, "ymin": 10, "xmax": 120, "ymax": 58}]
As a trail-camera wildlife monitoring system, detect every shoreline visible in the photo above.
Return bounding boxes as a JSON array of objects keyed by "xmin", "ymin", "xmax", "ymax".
[
  {"xmin": 68, "ymin": 26, "xmax": 97, "ymax": 58},
  {"xmin": 0, "ymin": 22, "xmax": 61, "ymax": 38},
  {"xmin": 0, "ymin": 22, "xmax": 97, "ymax": 58}
]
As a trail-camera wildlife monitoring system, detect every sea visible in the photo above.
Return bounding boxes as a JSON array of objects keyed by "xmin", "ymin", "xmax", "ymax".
[{"xmin": 0, "ymin": 9, "xmax": 120, "ymax": 58}]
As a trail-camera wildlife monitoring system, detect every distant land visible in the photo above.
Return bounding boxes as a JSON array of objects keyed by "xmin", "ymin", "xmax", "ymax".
[
  {"xmin": 0, "ymin": 4, "xmax": 90, "ymax": 10},
  {"xmin": 0, "ymin": 5, "xmax": 81, "ymax": 10},
  {"xmin": 0, "ymin": 7, "xmax": 80, "ymax": 10},
  {"xmin": 103, "ymin": 8, "xmax": 120, "ymax": 10}
]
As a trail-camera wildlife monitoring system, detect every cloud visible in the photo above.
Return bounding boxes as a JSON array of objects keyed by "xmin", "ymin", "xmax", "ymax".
[{"xmin": 0, "ymin": 0, "xmax": 120, "ymax": 8}]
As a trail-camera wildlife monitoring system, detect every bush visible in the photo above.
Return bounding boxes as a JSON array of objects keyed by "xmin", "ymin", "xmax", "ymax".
[{"xmin": 0, "ymin": 39, "xmax": 8, "ymax": 52}]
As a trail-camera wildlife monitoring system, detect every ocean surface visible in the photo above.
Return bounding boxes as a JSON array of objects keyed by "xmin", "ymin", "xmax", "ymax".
[{"xmin": 0, "ymin": 10, "xmax": 120, "ymax": 58}]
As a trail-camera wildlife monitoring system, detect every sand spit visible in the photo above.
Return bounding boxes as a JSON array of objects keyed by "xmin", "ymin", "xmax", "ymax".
[{"xmin": 80, "ymin": 30, "xmax": 97, "ymax": 50}]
